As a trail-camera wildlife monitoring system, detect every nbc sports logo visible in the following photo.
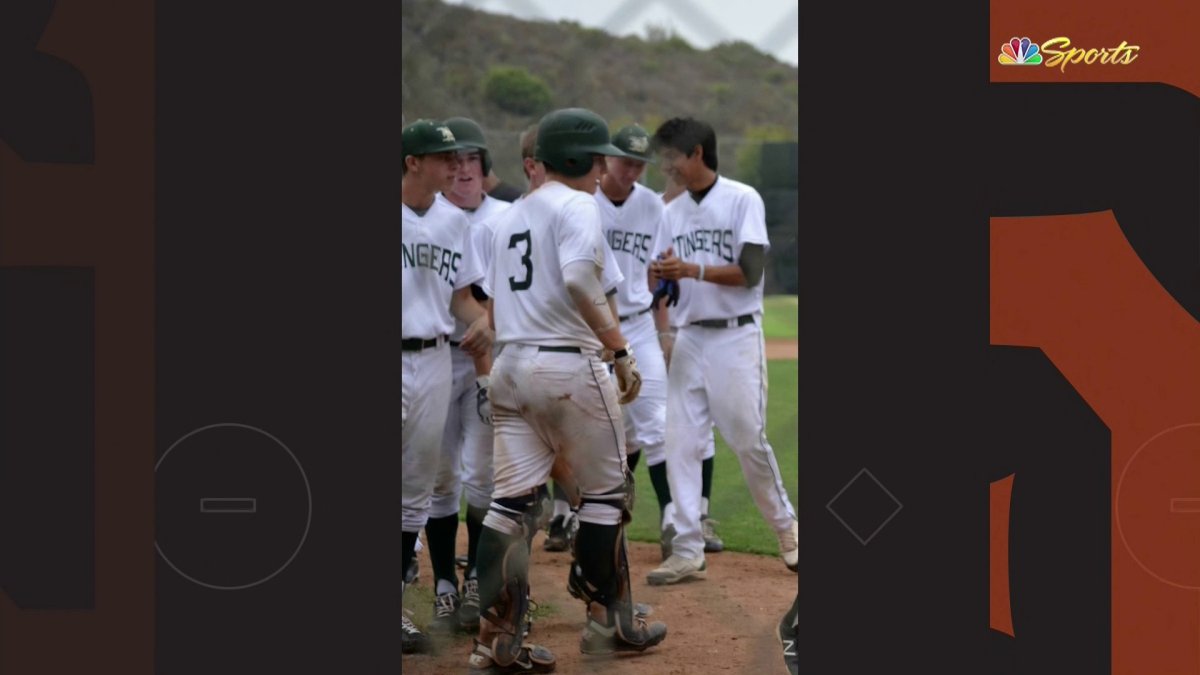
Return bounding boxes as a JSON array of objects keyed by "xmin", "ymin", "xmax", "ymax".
[{"xmin": 998, "ymin": 37, "xmax": 1042, "ymax": 65}]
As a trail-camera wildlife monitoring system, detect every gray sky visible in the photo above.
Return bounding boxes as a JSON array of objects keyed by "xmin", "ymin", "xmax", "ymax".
[{"xmin": 443, "ymin": 0, "xmax": 799, "ymax": 67}]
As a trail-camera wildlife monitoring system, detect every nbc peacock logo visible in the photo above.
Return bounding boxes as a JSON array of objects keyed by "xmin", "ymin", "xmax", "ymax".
[{"xmin": 998, "ymin": 37, "xmax": 1042, "ymax": 65}]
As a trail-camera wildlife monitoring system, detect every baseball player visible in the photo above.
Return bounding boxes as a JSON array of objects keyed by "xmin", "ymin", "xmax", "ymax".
[
  {"xmin": 646, "ymin": 116, "xmax": 798, "ymax": 585},
  {"xmin": 468, "ymin": 107, "xmax": 667, "ymax": 673},
  {"xmin": 512, "ymin": 121, "xmax": 622, "ymax": 555},
  {"xmin": 423, "ymin": 116, "xmax": 512, "ymax": 634},
  {"xmin": 594, "ymin": 123, "xmax": 697, "ymax": 560},
  {"xmin": 401, "ymin": 119, "xmax": 492, "ymax": 653}
]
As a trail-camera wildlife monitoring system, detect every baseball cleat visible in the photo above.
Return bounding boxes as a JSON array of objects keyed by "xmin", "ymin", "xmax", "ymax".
[
  {"xmin": 543, "ymin": 516, "xmax": 569, "ymax": 552},
  {"xmin": 468, "ymin": 639, "xmax": 556, "ymax": 674},
  {"xmin": 701, "ymin": 517, "xmax": 724, "ymax": 553},
  {"xmin": 401, "ymin": 611, "xmax": 433, "ymax": 655},
  {"xmin": 579, "ymin": 603, "xmax": 668, "ymax": 655},
  {"xmin": 429, "ymin": 590, "xmax": 461, "ymax": 633},
  {"xmin": 459, "ymin": 577, "xmax": 482, "ymax": 631},
  {"xmin": 659, "ymin": 523, "xmax": 676, "ymax": 561},
  {"xmin": 777, "ymin": 519, "xmax": 798, "ymax": 572},
  {"xmin": 646, "ymin": 554, "xmax": 706, "ymax": 586}
]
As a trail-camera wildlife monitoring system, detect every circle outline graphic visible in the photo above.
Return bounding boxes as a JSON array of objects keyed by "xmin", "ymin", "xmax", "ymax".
[
  {"xmin": 1115, "ymin": 422, "xmax": 1200, "ymax": 591},
  {"xmin": 155, "ymin": 422, "xmax": 312, "ymax": 591}
]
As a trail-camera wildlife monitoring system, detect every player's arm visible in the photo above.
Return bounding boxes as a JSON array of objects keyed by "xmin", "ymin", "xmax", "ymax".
[
  {"xmin": 451, "ymin": 287, "xmax": 493, "ymax": 357},
  {"xmin": 652, "ymin": 288, "xmax": 674, "ymax": 369},
  {"xmin": 564, "ymin": 260, "xmax": 626, "ymax": 351},
  {"xmin": 653, "ymin": 244, "xmax": 764, "ymax": 288}
]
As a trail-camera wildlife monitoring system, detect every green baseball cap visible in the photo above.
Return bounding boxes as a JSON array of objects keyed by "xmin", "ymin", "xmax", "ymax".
[
  {"xmin": 402, "ymin": 119, "xmax": 467, "ymax": 158},
  {"xmin": 611, "ymin": 124, "xmax": 652, "ymax": 162}
]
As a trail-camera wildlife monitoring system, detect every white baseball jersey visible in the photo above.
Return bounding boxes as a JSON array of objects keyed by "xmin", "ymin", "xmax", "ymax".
[
  {"xmin": 595, "ymin": 182, "xmax": 666, "ymax": 317},
  {"xmin": 485, "ymin": 181, "xmax": 608, "ymax": 351},
  {"xmin": 435, "ymin": 193, "xmax": 512, "ymax": 342},
  {"xmin": 656, "ymin": 176, "xmax": 770, "ymax": 326},
  {"xmin": 402, "ymin": 199, "xmax": 482, "ymax": 339},
  {"xmin": 499, "ymin": 191, "xmax": 624, "ymax": 294}
]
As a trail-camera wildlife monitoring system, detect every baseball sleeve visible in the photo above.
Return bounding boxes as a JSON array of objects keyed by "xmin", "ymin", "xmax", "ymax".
[
  {"xmin": 556, "ymin": 195, "xmax": 605, "ymax": 270},
  {"xmin": 732, "ymin": 190, "xmax": 770, "ymax": 261}
]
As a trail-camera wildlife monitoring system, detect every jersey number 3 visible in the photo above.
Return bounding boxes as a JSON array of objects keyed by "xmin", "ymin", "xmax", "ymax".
[{"xmin": 508, "ymin": 230, "xmax": 533, "ymax": 291}]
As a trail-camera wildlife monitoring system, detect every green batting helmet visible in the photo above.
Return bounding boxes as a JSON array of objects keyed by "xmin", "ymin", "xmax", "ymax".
[
  {"xmin": 611, "ymin": 124, "xmax": 652, "ymax": 162},
  {"xmin": 402, "ymin": 119, "xmax": 466, "ymax": 158},
  {"xmin": 443, "ymin": 117, "xmax": 492, "ymax": 176},
  {"xmin": 534, "ymin": 108, "xmax": 625, "ymax": 178}
]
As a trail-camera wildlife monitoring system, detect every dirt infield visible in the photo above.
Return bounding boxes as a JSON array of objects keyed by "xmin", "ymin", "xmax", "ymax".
[
  {"xmin": 765, "ymin": 338, "xmax": 797, "ymax": 360},
  {"xmin": 403, "ymin": 526, "xmax": 796, "ymax": 674}
]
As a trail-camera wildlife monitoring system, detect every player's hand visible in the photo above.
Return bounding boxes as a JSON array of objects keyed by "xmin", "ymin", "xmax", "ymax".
[
  {"xmin": 613, "ymin": 344, "xmax": 642, "ymax": 404},
  {"xmin": 651, "ymin": 247, "xmax": 686, "ymax": 281},
  {"xmin": 475, "ymin": 375, "xmax": 492, "ymax": 425},
  {"xmin": 658, "ymin": 332, "xmax": 675, "ymax": 371},
  {"xmin": 650, "ymin": 277, "xmax": 680, "ymax": 311},
  {"xmin": 461, "ymin": 315, "xmax": 493, "ymax": 357}
]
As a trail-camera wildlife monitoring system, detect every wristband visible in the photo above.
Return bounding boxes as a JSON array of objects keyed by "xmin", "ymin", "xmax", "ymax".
[{"xmin": 697, "ymin": 263, "xmax": 706, "ymax": 282}]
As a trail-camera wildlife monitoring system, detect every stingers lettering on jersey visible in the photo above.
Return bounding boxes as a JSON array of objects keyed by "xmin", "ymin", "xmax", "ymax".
[
  {"xmin": 670, "ymin": 228, "xmax": 735, "ymax": 264},
  {"xmin": 402, "ymin": 241, "xmax": 462, "ymax": 286}
]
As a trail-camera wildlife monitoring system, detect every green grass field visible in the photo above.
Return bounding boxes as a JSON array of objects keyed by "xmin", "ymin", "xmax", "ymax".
[
  {"xmin": 625, "ymin": 358, "xmax": 798, "ymax": 555},
  {"xmin": 761, "ymin": 294, "xmax": 798, "ymax": 340},
  {"xmin": 447, "ymin": 293, "xmax": 799, "ymax": 554}
]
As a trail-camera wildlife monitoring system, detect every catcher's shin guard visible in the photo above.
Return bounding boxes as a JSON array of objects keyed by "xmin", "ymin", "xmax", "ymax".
[
  {"xmin": 477, "ymin": 493, "xmax": 539, "ymax": 667},
  {"xmin": 570, "ymin": 520, "xmax": 668, "ymax": 654}
]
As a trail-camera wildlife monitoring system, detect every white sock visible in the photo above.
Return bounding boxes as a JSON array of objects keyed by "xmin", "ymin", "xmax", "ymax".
[
  {"xmin": 437, "ymin": 578, "xmax": 457, "ymax": 595},
  {"xmin": 553, "ymin": 499, "xmax": 571, "ymax": 519},
  {"xmin": 701, "ymin": 497, "xmax": 710, "ymax": 517},
  {"xmin": 661, "ymin": 502, "xmax": 676, "ymax": 531}
]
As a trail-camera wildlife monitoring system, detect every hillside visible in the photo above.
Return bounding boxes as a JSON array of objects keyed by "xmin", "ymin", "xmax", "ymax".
[{"xmin": 401, "ymin": 0, "xmax": 798, "ymax": 180}]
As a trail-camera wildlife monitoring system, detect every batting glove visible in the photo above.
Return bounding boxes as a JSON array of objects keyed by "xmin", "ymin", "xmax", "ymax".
[
  {"xmin": 475, "ymin": 375, "xmax": 492, "ymax": 425},
  {"xmin": 612, "ymin": 344, "xmax": 642, "ymax": 404},
  {"xmin": 650, "ymin": 278, "xmax": 680, "ymax": 311}
]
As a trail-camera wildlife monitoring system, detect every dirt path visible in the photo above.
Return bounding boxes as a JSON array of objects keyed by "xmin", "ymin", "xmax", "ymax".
[
  {"xmin": 403, "ymin": 527, "xmax": 796, "ymax": 674},
  {"xmin": 765, "ymin": 338, "xmax": 797, "ymax": 360}
]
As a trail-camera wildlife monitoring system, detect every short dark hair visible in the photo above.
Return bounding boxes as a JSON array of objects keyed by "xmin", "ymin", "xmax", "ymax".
[{"xmin": 652, "ymin": 117, "xmax": 717, "ymax": 171}]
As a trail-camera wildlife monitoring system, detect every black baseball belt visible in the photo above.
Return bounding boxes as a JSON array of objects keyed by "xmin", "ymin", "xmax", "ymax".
[
  {"xmin": 537, "ymin": 345, "xmax": 582, "ymax": 354},
  {"xmin": 689, "ymin": 314, "xmax": 755, "ymax": 329},
  {"xmin": 618, "ymin": 307, "xmax": 653, "ymax": 322},
  {"xmin": 402, "ymin": 335, "xmax": 450, "ymax": 351}
]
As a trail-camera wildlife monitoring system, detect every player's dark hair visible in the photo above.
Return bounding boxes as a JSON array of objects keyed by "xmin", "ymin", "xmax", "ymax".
[{"xmin": 652, "ymin": 117, "xmax": 717, "ymax": 171}]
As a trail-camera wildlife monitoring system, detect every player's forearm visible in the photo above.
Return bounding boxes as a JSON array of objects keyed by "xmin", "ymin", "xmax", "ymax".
[
  {"xmin": 653, "ymin": 302, "xmax": 670, "ymax": 333},
  {"xmin": 472, "ymin": 351, "xmax": 492, "ymax": 376},
  {"xmin": 564, "ymin": 261, "xmax": 627, "ymax": 351},
  {"xmin": 450, "ymin": 287, "xmax": 486, "ymax": 324},
  {"xmin": 679, "ymin": 261, "xmax": 747, "ymax": 287}
]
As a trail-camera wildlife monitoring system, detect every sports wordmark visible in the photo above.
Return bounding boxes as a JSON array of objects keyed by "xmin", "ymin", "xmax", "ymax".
[
  {"xmin": 401, "ymin": 242, "xmax": 463, "ymax": 286},
  {"xmin": 671, "ymin": 228, "xmax": 735, "ymax": 263},
  {"xmin": 997, "ymin": 36, "xmax": 1139, "ymax": 72},
  {"xmin": 607, "ymin": 228, "xmax": 652, "ymax": 264}
]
